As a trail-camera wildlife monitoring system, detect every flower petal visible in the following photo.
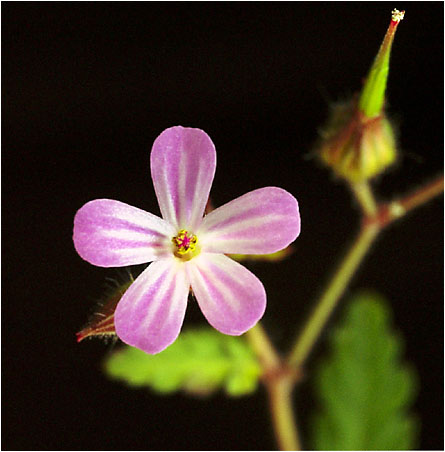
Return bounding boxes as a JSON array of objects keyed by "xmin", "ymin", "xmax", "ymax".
[
  {"xmin": 198, "ymin": 187, "xmax": 300, "ymax": 254},
  {"xmin": 187, "ymin": 253, "xmax": 266, "ymax": 335},
  {"xmin": 73, "ymin": 199, "xmax": 175, "ymax": 267},
  {"xmin": 114, "ymin": 258, "xmax": 190, "ymax": 354},
  {"xmin": 150, "ymin": 126, "xmax": 216, "ymax": 231}
]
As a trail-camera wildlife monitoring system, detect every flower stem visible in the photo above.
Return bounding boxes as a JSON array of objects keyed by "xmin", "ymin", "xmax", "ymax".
[
  {"xmin": 267, "ymin": 378, "xmax": 301, "ymax": 451},
  {"xmin": 246, "ymin": 323, "xmax": 280, "ymax": 370},
  {"xmin": 349, "ymin": 180, "xmax": 378, "ymax": 216},
  {"xmin": 246, "ymin": 325, "xmax": 300, "ymax": 450},
  {"xmin": 287, "ymin": 222, "xmax": 379, "ymax": 368}
]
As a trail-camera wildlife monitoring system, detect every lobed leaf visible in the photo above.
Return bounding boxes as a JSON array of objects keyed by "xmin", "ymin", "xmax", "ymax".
[
  {"xmin": 310, "ymin": 291, "xmax": 419, "ymax": 450},
  {"xmin": 104, "ymin": 327, "xmax": 261, "ymax": 397}
]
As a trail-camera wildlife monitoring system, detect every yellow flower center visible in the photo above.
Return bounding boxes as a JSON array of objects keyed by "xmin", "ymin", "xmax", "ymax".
[{"xmin": 172, "ymin": 229, "xmax": 199, "ymax": 261}]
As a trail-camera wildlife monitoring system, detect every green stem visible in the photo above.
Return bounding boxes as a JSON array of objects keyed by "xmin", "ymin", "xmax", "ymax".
[
  {"xmin": 387, "ymin": 175, "xmax": 444, "ymax": 224},
  {"xmin": 246, "ymin": 323, "xmax": 280, "ymax": 370},
  {"xmin": 247, "ymin": 175, "xmax": 443, "ymax": 449},
  {"xmin": 267, "ymin": 378, "xmax": 301, "ymax": 451},
  {"xmin": 349, "ymin": 181, "xmax": 378, "ymax": 216},
  {"xmin": 287, "ymin": 174, "xmax": 444, "ymax": 369},
  {"xmin": 287, "ymin": 222, "xmax": 379, "ymax": 368},
  {"xmin": 246, "ymin": 325, "xmax": 300, "ymax": 450}
]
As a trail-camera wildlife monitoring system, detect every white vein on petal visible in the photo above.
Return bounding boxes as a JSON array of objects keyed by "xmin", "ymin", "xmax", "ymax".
[
  {"xmin": 200, "ymin": 200, "xmax": 260, "ymax": 231},
  {"xmin": 192, "ymin": 255, "xmax": 241, "ymax": 313},
  {"xmin": 163, "ymin": 264, "xmax": 189, "ymax": 328},
  {"xmin": 111, "ymin": 246, "xmax": 171, "ymax": 260},
  {"xmin": 190, "ymin": 159, "xmax": 210, "ymax": 230},
  {"xmin": 129, "ymin": 262, "xmax": 167, "ymax": 318},
  {"xmin": 204, "ymin": 214, "xmax": 287, "ymax": 237},
  {"xmin": 99, "ymin": 228, "xmax": 168, "ymax": 243},
  {"xmin": 140, "ymin": 262, "xmax": 176, "ymax": 331},
  {"xmin": 156, "ymin": 150, "xmax": 178, "ymax": 229},
  {"xmin": 103, "ymin": 203, "xmax": 173, "ymax": 233},
  {"xmin": 178, "ymin": 144, "xmax": 187, "ymax": 228}
]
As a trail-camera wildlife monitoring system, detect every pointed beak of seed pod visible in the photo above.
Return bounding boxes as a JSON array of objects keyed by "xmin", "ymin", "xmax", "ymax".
[{"xmin": 358, "ymin": 9, "xmax": 405, "ymax": 119}]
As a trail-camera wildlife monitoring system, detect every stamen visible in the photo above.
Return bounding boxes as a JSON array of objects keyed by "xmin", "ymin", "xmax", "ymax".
[{"xmin": 172, "ymin": 229, "xmax": 198, "ymax": 256}]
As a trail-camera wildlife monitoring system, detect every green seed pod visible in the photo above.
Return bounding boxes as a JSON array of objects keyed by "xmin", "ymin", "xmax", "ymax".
[{"xmin": 318, "ymin": 9, "xmax": 403, "ymax": 183}]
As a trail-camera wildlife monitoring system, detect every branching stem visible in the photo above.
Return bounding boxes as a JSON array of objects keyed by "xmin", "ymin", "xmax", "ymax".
[
  {"xmin": 246, "ymin": 325, "xmax": 301, "ymax": 450},
  {"xmin": 247, "ymin": 174, "xmax": 443, "ymax": 450}
]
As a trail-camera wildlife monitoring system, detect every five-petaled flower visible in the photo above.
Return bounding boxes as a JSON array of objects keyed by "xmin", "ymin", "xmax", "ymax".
[{"xmin": 73, "ymin": 126, "xmax": 301, "ymax": 354}]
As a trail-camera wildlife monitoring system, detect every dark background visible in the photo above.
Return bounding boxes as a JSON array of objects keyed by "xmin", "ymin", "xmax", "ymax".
[{"xmin": 3, "ymin": 3, "xmax": 443, "ymax": 450}]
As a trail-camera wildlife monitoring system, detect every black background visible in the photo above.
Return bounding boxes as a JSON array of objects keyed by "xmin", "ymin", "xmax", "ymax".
[{"xmin": 3, "ymin": 3, "xmax": 443, "ymax": 450}]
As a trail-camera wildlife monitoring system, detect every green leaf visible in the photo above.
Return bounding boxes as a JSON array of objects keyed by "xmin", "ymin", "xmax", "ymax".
[
  {"xmin": 310, "ymin": 291, "xmax": 419, "ymax": 450},
  {"xmin": 103, "ymin": 328, "xmax": 261, "ymax": 397}
]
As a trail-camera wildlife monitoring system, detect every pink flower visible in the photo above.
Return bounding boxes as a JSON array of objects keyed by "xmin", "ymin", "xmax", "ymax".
[{"xmin": 73, "ymin": 126, "xmax": 300, "ymax": 354}]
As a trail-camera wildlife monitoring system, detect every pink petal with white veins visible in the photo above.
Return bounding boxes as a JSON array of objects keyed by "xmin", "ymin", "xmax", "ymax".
[
  {"xmin": 187, "ymin": 253, "xmax": 266, "ymax": 335},
  {"xmin": 114, "ymin": 258, "xmax": 190, "ymax": 354},
  {"xmin": 73, "ymin": 199, "xmax": 175, "ymax": 267},
  {"xmin": 151, "ymin": 126, "xmax": 216, "ymax": 231},
  {"xmin": 199, "ymin": 187, "xmax": 300, "ymax": 254}
]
